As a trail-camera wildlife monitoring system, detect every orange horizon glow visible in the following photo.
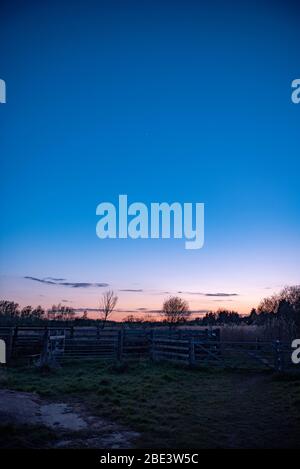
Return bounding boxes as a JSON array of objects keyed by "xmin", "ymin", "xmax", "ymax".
[{"xmin": 0, "ymin": 275, "xmax": 294, "ymax": 322}]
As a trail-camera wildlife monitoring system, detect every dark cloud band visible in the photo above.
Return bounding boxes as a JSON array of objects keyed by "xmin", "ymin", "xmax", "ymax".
[{"xmin": 24, "ymin": 276, "xmax": 108, "ymax": 288}]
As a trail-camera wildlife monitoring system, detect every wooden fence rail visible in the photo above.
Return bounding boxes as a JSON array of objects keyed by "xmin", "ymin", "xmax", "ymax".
[
  {"xmin": 0, "ymin": 326, "xmax": 297, "ymax": 372},
  {"xmin": 0, "ymin": 326, "xmax": 216, "ymax": 361}
]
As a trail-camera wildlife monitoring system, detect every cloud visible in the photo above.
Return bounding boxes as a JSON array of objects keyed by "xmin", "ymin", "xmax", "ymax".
[
  {"xmin": 149, "ymin": 291, "xmax": 171, "ymax": 295},
  {"xmin": 25, "ymin": 276, "xmax": 56, "ymax": 285},
  {"xmin": 119, "ymin": 289, "xmax": 143, "ymax": 292},
  {"xmin": 74, "ymin": 307, "xmax": 154, "ymax": 314},
  {"xmin": 24, "ymin": 276, "xmax": 109, "ymax": 289},
  {"xmin": 71, "ymin": 307, "xmax": 209, "ymax": 316},
  {"xmin": 204, "ymin": 293, "xmax": 238, "ymax": 297},
  {"xmin": 45, "ymin": 277, "xmax": 66, "ymax": 281},
  {"xmin": 177, "ymin": 290, "xmax": 238, "ymax": 297},
  {"xmin": 145, "ymin": 309, "xmax": 209, "ymax": 315},
  {"xmin": 177, "ymin": 291, "xmax": 201, "ymax": 295},
  {"xmin": 60, "ymin": 282, "xmax": 108, "ymax": 288}
]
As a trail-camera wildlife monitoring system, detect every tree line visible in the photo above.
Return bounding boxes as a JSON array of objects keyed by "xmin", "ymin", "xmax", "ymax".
[{"xmin": 0, "ymin": 286, "xmax": 299, "ymax": 335}]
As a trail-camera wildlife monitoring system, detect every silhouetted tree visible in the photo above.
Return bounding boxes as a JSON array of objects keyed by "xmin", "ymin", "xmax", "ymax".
[
  {"xmin": 47, "ymin": 304, "xmax": 75, "ymax": 321},
  {"xmin": 257, "ymin": 285, "xmax": 300, "ymax": 335},
  {"xmin": 31, "ymin": 306, "xmax": 45, "ymax": 321},
  {"xmin": 202, "ymin": 312, "xmax": 217, "ymax": 326},
  {"xmin": 20, "ymin": 305, "xmax": 33, "ymax": 319},
  {"xmin": 81, "ymin": 311, "xmax": 88, "ymax": 320},
  {"xmin": 161, "ymin": 296, "xmax": 190, "ymax": 328},
  {"xmin": 216, "ymin": 310, "xmax": 240, "ymax": 325},
  {"xmin": 0, "ymin": 300, "xmax": 19, "ymax": 318},
  {"xmin": 247, "ymin": 308, "xmax": 258, "ymax": 325},
  {"xmin": 100, "ymin": 290, "xmax": 118, "ymax": 329}
]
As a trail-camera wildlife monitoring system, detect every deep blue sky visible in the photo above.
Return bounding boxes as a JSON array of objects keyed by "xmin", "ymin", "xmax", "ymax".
[{"xmin": 0, "ymin": 0, "xmax": 299, "ymax": 316}]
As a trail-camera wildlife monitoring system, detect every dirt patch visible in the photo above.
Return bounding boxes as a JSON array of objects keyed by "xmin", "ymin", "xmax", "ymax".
[{"xmin": 0, "ymin": 389, "xmax": 139, "ymax": 448}]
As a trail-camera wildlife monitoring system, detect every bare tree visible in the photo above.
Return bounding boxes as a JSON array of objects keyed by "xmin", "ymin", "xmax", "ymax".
[
  {"xmin": 257, "ymin": 285, "xmax": 300, "ymax": 337},
  {"xmin": 100, "ymin": 290, "xmax": 118, "ymax": 328},
  {"xmin": 258, "ymin": 285, "xmax": 300, "ymax": 314},
  {"xmin": 0, "ymin": 301, "xmax": 19, "ymax": 318},
  {"xmin": 161, "ymin": 296, "xmax": 190, "ymax": 328}
]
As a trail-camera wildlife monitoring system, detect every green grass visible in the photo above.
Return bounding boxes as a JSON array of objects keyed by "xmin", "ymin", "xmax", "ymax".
[{"xmin": 1, "ymin": 360, "xmax": 300, "ymax": 448}]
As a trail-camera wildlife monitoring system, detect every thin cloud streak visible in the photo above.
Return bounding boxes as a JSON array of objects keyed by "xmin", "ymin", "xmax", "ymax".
[
  {"xmin": 177, "ymin": 291, "xmax": 238, "ymax": 297},
  {"xmin": 24, "ymin": 276, "xmax": 109, "ymax": 288},
  {"xmin": 45, "ymin": 277, "xmax": 66, "ymax": 281}
]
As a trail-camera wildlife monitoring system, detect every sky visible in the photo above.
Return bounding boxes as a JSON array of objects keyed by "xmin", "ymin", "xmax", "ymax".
[{"xmin": 0, "ymin": 0, "xmax": 299, "ymax": 319}]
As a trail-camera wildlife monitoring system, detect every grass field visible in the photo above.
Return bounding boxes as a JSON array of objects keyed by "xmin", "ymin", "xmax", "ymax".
[{"xmin": 1, "ymin": 360, "xmax": 300, "ymax": 448}]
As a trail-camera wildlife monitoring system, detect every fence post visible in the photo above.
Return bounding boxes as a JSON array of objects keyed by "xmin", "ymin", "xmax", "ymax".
[
  {"xmin": 150, "ymin": 330, "xmax": 155, "ymax": 361},
  {"xmin": 12, "ymin": 326, "xmax": 18, "ymax": 357},
  {"xmin": 7, "ymin": 327, "xmax": 14, "ymax": 362},
  {"xmin": 117, "ymin": 329, "xmax": 124, "ymax": 361},
  {"xmin": 189, "ymin": 337, "xmax": 196, "ymax": 366},
  {"xmin": 39, "ymin": 328, "xmax": 51, "ymax": 366},
  {"xmin": 274, "ymin": 339, "xmax": 284, "ymax": 372}
]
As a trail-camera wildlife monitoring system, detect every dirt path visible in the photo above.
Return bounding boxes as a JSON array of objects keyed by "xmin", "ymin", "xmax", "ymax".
[{"xmin": 0, "ymin": 389, "xmax": 139, "ymax": 448}]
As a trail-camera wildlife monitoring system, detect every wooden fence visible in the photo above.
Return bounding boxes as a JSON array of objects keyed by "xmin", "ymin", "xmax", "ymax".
[
  {"xmin": 0, "ymin": 326, "xmax": 215, "ymax": 361},
  {"xmin": 151, "ymin": 337, "xmax": 296, "ymax": 371},
  {"xmin": 0, "ymin": 326, "xmax": 297, "ymax": 372}
]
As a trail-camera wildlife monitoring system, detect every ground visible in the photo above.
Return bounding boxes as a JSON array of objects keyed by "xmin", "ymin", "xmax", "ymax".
[
  {"xmin": 0, "ymin": 360, "xmax": 300, "ymax": 448},
  {"xmin": 0, "ymin": 389, "xmax": 139, "ymax": 448}
]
